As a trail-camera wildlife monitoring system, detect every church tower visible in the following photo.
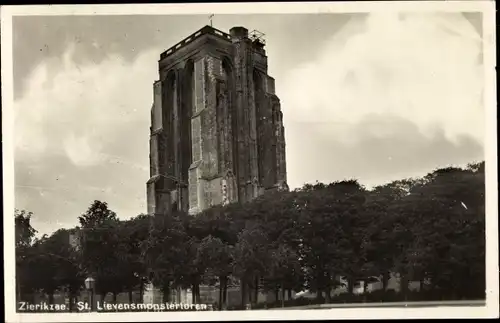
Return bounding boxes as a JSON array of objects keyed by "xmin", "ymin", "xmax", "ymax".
[{"xmin": 147, "ymin": 25, "xmax": 287, "ymax": 217}]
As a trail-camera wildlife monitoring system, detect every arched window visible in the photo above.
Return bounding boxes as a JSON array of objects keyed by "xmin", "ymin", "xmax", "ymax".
[
  {"xmin": 180, "ymin": 60, "xmax": 194, "ymax": 183},
  {"xmin": 221, "ymin": 57, "xmax": 234, "ymax": 107},
  {"xmin": 161, "ymin": 70, "xmax": 177, "ymax": 180},
  {"xmin": 163, "ymin": 70, "xmax": 177, "ymax": 126}
]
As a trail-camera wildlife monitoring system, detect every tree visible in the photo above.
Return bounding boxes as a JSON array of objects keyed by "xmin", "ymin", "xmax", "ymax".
[
  {"xmin": 61, "ymin": 228, "xmax": 85, "ymax": 311},
  {"xmin": 196, "ymin": 235, "xmax": 233, "ymax": 309},
  {"xmin": 15, "ymin": 209, "xmax": 37, "ymax": 248},
  {"xmin": 30, "ymin": 229, "xmax": 84, "ymax": 307},
  {"xmin": 328, "ymin": 180, "xmax": 369, "ymax": 296},
  {"xmin": 118, "ymin": 214, "xmax": 151, "ymax": 303},
  {"xmin": 294, "ymin": 181, "xmax": 367, "ymax": 300},
  {"xmin": 232, "ymin": 224, "xmax": 270, "ymax": 307},
  {"xmin": 15, "ymin": 209, "xmax": 38, "ymax": 303},
  {"xmin": 79, "ymin": 200, "xmax": 117, "ymax": 228},
  {"xmin": 78, "ymin": 200, "xmax": 121, "ymax": 301},
  {"xmin": 404, "ymin": 165, "xmax": 486, "ymax": 299},
  {"xmin": 97, "ymin": 216, "xmax": 152, "ymax": 304},
  {"xmin": 182, "ymin": 237, "xmax": 206, "ymax": 304},
  {"xmin": 143, "ymin": 211, "xmax": 189, "ymax": 303},
  {"xmin": 253, "ymin": 190, "xmax": 305, "ymax": 301},
  {"xmin": 266, "ymin": 244, "xmax": 301, "ymax": 307},
  {"xmin": 13, "ymin": 160, "xmax": 485, "ymax": 309},
  {"xmin": 363, "ymin": 180, "xmax": 416, "ymax": 291}
]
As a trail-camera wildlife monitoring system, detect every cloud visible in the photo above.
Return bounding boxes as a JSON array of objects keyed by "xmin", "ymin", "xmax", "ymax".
[
  {"xmin": 279, "ymin": 12, "xmax": 484, "ymax": 144},
  {"xmin": 279, "ymin": 12, "xmax": 484, "ymax": 189},
  {"xmin": 13, "ymin": 12, "xmax": 485, "ymax": 234},
  {"xmin": 63, "ymin": 134, "xmax": 102, "ymax": 167},
  {"xmin": 14, "ymin": 43, "xmax": 161, "ymax": 234},
  {"xmin": 15, "ymin": 42, "xmax": 160, "ymax": 166},
  {"xmin": 285, "ymin": 115, "xmax": 484, "ymax": 190}
]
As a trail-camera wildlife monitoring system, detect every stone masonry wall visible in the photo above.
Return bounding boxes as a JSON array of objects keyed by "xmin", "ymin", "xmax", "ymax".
[
  {"xmin": 245, "ymin": 42, "xmax": 260, "ymax": 201},
  {"xmin": 188, "ymin": 57, "xmax": 206, "ymax": 214},
  {"xmin": 149, "ymin": 136, "xmax": 159, "ymax": 177},
  {"xmin": 232, "ymin": 40, "xmax": 249, "ymax": 200},
  {"xmin": 152, "ymin": 81, "xmax": 163, "ymax": 131},
  {"xmin": 161, "ymin": 76, "xmax": 176, "ymax": 183},
  {"xmin": 202, "ymin": 55, "xmax": 221, "ymax": 178},
  {"xmin": 150, "ymin": 26, "xmax": 287, "ymax": 218}
]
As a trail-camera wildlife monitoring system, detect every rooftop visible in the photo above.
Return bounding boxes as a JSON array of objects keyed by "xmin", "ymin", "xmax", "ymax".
[{"xmin": 159, "ymin": 25, "xmax": 231, "ymax": 60}]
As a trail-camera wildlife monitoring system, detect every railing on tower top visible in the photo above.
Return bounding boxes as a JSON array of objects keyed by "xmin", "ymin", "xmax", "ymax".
[
  {"xmin": 160, "ymin": 25, "xmax": 232, "ymax": 60},
  {"xmin": 249, "ymin": 30, "xmax": 266, "ymax": 45}
]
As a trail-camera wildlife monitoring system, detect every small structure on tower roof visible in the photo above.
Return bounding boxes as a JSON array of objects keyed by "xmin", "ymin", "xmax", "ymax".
[{"xmin": 249, "ymin": 29, "xmax": 266, "ymax": 45}]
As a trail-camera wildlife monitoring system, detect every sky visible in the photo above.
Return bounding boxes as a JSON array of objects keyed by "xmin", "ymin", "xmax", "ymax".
[{"xmin": 12, "ymin": 12, "xmax": 485, "ymax": 236}]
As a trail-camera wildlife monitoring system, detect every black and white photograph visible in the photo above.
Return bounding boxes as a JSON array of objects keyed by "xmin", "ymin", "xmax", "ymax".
[{"xmin": 2, "ymin": 1, "xmax": 498, "ymax": 321}]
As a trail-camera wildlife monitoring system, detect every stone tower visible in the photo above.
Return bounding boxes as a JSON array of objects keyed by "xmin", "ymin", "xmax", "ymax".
[{"xmin": 147, "ymin": 25, "xmax": 287, "ymax": 217}]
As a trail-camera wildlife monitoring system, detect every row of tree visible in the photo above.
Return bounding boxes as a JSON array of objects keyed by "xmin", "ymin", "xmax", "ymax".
[{"xmin": 15, "ymin": 162, "xmax": 486, "ymax": 310}]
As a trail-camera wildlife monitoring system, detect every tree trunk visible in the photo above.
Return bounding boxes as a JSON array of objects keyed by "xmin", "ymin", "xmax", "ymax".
[
  {"xmin": 164, "ymin": 283, "xmax": 171, "ymax": 302},
  {"xmin": 16, "ymin": 280, "xmax": 21, "ymax": 305},
  {"xmin": 247, "ymin": 284, "xmax": 252, "ymax": 305},
  {"xmin": 274, "ymin": 287, "xmax": 279, "ymax": 303},
  {"xmin": 281, "ymin": 282, "xmax": 285, "ymax": 308},
  {"xmin": 288, "ymin": 289, "xmax": 292, "ymax": 300},
  {"xmin": 247, "ymin": 282, "xmax": 252, "ymax": 305},
  {"xmin": 67, "ymin": 292, "xmax": 73, "ymax": 312},
  {"xmin": 99, "ymin": 292, "xmax": 107, "ymax": 309},
  {"xmin": 222, "ymin": 278, "xmax": 228, "ymax": 308},
  {"xmin": 192, "ymin": 284, "xmax": 196, "ymax": 304},
  {"xmin": 139, "ymin": 282, "xmax": 144, "ymax": 303},
  {"xmin": 253, "ymin": 276, "xmax": 259, "ymax": 304},
  {"xmin": 219, "ymin": 279, "xmax": 223, "ymax": 311},
  {"xmin": 162, "ymin": 287, "xmax": 169, "ymax": 303},
  {"xmin": 400, "ymin": 274, "xmax": 409, "ymax": 300},
  {"xmin": 325, "ymin": 288, "xmax": 331, "ymax": 303},
  {"xmin": 128, "ymin": 290, "xmax": 133, "ymax": 303},
  {"xmin": 69, "ymin": 290, "xmax": 77, "ymax": 312},
  {"xmin": 316, "ymin": 289, "xmax": 323, "ymax": 300},
  {"xmin": 382, "ymin": 272, "xmax": 390, "ymax": 291},
  {"xmin": 197, "ymin": 284, "xmax": 200, "ymax": 303},
  {"xmin": 241, "ymin": 280, "xmax": 246, "ymax": 308},
  {"xmin": 347, "ymin": 277, "xmax": 355, "ymax": 295},
  {"xmin": 67, "ymin": 295, "xmax": 73, "ymax": 312},
  {"xmin": 196, "ymin": 284, "xmax": 201, "ymax": 303},
  {"xmin": 48, "ymin": 292, "xmax": 55, "ymax": 305},
  {"xmin": 112, "ymin": 292, "xmax": 117, "ymax": 304},
  {"xmin": 362, "ymin": 280, "xmax": 369, "ymax": 302}
]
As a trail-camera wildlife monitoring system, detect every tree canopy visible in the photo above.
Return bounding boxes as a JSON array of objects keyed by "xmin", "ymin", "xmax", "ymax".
[{"xmin": 15, "ymin": 161, "xmax": 486, "ymax": 309}]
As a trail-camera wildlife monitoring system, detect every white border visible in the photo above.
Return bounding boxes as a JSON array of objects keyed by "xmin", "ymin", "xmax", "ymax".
[{"xmin": 2, "ymin": 1, "xmax": 498, "ymax": 321}]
